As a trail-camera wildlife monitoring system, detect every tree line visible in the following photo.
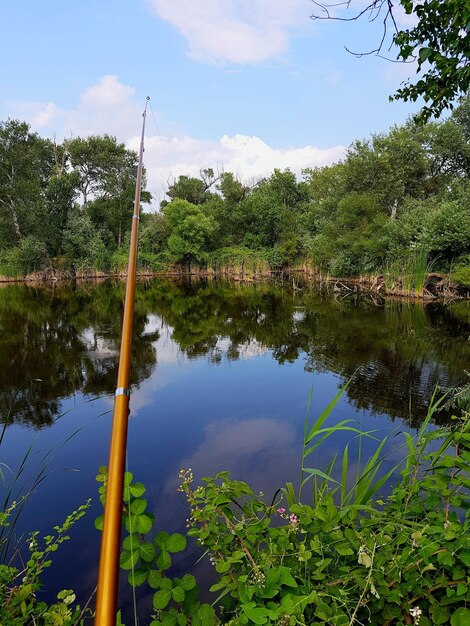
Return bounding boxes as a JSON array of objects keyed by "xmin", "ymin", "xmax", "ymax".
[{"xmin": 1, "ymin": 95, "xmax": 470, "ymax": 283}]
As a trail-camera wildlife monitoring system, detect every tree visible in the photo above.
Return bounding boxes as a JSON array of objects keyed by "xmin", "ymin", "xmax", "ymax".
[
  {"xmin": 0, "ymin": 119, "xmax": 53, "ymax": 250},
  {"xmin": 67, "ymin": 135, "xmax": 137, "ymax": 207},
  {"xmin": 163, "ymin": 199, "xmax": 216, "ymax": 267},
  {"xmin": 165, "ymin": 169, "xmax": 219, "ymax": 206},
  {"xmin": 312, "ymin": 1, "xmax": 470, "ymax": 119}
]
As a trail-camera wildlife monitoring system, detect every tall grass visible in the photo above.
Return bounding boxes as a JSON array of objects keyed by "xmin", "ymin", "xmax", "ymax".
[
  {"xmin": 384, "ymin": 250, "xmax": 434, "ymax": 295},
  {"xmin": 283, "ymin": 380, "xmax": 451, "ymax": 513}
]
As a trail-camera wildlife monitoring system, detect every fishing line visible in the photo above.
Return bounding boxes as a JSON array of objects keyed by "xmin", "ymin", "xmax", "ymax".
[
  {"xmin": 148, "ymin": 101, "xmax": 174, "ymax": 205},
  {"xmin": 125, "ymin": 454, "xmax": 139, "ymax": 626}
]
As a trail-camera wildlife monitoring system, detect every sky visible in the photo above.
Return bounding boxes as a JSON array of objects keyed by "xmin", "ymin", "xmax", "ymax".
[{"xmin": 1, "ymin": 0, "xmax": 423, "ymax": 205}]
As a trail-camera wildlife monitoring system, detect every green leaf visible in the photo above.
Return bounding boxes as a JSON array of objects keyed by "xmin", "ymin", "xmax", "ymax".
[
  {"xmin": 195, "ymin": 604, "xmax": 216, "ymax": 625},
  {"xmin": 153, "ymin": 589, "xmax": 172, "ymax": 610},
  {"xmin": 278, "ymin": 567, "xmax": 297, "ymax": 588},
  {"xmin": 128, "ymin": 569, "xmax": 148, "ymax": 586},
  {"xmin": 241, "ymin": 602, "xmax": 268, "ymax": 624},
  {"xmin": 120, "ymin": 550, "xmax": 139, "ymax": 570},
  {"xmin": 166, "ymin": 533, "xmax": 186, "ymax": 553},
  {"xmin": 94, "ymin": 514, "xmax": 104, "ymax": 531},
  {"xmin": 155, "ymin": 531, "xmax": 170, "ymax": 549},
  {"xmin": 157, "ymin": 549, "xmax": 172, "ymax": 570},
  {"xmin": 148, "ymin": 569, "xmax": 162, "ymax": 589},
  {"xmin": 139, "ymin": 542, "xmax": 156, "ymax": 562},
  {"xmin": 129, "ymin": 482, "xmax": 146, "ymax": 497},
  {"xmin": 171, "ymin": 586, "xmax": 185, "ymax": 603},
  {"xmin": 132, "ymin": 513, "xmax": 153, "ymax": 534},
  {"xmin": 130, "ymin": 498, "xmax": 147, "ymax": 515},
  {"xmin": 123, "ymin": 534, "xmax": 140, "ymax": 551},
  {"xmin": 458, "ymin": 548, "xmax": 470, "ymax": 567},
  {"xmin": 451, "ymin": 608, "xmax": 470, "ymax": 626},
  {"xmin": 215, "ymin": 560, "xmax": 231, "ymax": 573},
  {"xmin": 419, "ymin": 47, "xmax": 433, "ymax": 63},
  {"xmin": 180, "ymin": 574, "xmax": 196, "ymax": 591}
]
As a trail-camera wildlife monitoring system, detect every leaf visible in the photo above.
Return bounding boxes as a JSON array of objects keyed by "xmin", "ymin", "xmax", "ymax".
[
  {"xmin": 130, "ymin": 498, "xmax": 147, "ymax": 515},
  {"xmin": 241, "ymin": 602, "xmax": 268, "ymax": 624},
  {"xmin": 458, "ymin": 548, "xmax": 470, "ymax": 567},
  {"xmin": 139, "ymin": 542, "xmax": 156, "ymax": 562},
  {"xmin": 180, "ymin": 574, "xmax": 196, "ymax": 591},
  {"xmin": 132, "ymin": 513, "xmax": 153, "ymax": 534},
  {"xmin": 148, "ymin": 569, "xmax": 162, "ymax": 589},
  {"xmin": 419, "ymin": 47, "xmax": 433, "ymax": 63},
  {"xmin": 123, "ymin": 534, "xmax": 140, "ymax": 551},
  {"xmin": 196, "ymin": 604, "xmax": 216, "ymax": 625},
  {"xmin": 155, "ymin": 531, "xmax": 170, "ymax": 549},
  {"xmin": 278, "ymin": 567, "xmax": 297, "ymax": 588},
  {"xmin": 451, "ymin": 608, "xmax": 470, "ymax": 626},
  {"xmin": 153, "ymin": 589, "xmax": 172, "ymax": 610},
  {"xmin": 120, "ymin": 550, "xmax": 138, "ymax": 570},
  {"xmin": 128, "ymin": 569, "xmax": 148, "ymax": 586},
  {"xmin": 129, "ymin": 482, "xmax": 146, "ymax": 497},
  {"xmin": 94, "ymin": 514, "xmax": 104, "ymax": 531},
  {"xmin": 171, "ymin": 586, "xmax": 185, "ymax": 603},
  {"xmin": 166, "ymin": 533, "xmax": 186, "ymax": 553},
  {"xmin": 157, "ymin": 549, "xmax": 172, "ymax": 570}
]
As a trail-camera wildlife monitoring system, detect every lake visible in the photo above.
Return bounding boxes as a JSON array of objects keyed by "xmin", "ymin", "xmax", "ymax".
[{"xmin": 1, "ymin": 277, "xmax": 469, "ymax": 616}]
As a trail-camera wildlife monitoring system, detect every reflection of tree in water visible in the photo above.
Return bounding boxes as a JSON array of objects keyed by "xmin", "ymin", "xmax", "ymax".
[
  {"xmin": 145, "ymin": 279, "xmax": 470, "ymax": 425},
  {"xmin": 0, "ymin": 283, "xmax": 158, "ymax": 427},
  {"xmin": 1, "ymin": 278, "xmax": 469, "ymax": 428}
]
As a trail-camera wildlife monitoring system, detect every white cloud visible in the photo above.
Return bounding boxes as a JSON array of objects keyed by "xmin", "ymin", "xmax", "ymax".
[
  {"xmin": 136, "ymin": 132, "xmax": 345, "ymax": 204},
  {"xmin": 147, "ymin": 0, "xmax": 309, "ymax": 64},
  {"xmin": 10, "ymin": 75, "xmax": 345, "ymax": 206},
  {"xmin": 11, "ymin": 75, "xmax": 142, "ymax": 139}
]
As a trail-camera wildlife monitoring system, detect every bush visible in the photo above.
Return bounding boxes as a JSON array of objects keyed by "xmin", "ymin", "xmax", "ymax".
[{"xmin": 97, "ymin": 393, "xmax": 470, "ymax": 626}]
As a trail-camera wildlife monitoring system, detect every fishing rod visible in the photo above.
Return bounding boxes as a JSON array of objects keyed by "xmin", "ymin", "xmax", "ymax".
[{"xmin": 94, "ymin": 96, "xmax": 150, "ymax": 626}]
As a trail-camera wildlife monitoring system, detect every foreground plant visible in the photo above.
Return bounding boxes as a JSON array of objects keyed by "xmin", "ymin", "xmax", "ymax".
[
  {"xmin": 0, "ymin": 500, "xmax": 91, "ymax": 626},
  {"xmin": 97, "ymin": 393, "xmax": 470, "ymax": 625}
]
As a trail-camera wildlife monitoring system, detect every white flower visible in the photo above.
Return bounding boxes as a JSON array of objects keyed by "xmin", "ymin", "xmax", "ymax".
[{"xmin": 410, "ymin": 606, "xmax": 422, "ymax": 624}]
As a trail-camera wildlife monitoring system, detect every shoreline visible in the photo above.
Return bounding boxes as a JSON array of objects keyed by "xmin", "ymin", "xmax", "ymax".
[{"xmin": 0, "ymin": 266, "xmax": 468, "ymax": 300}]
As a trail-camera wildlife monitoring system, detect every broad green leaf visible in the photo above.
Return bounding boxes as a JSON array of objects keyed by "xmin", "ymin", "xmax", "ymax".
[
  {"xmin": 241, "ymin": 602, "xmax": 268, "ymax": 624},
  {"xmin": 130, "ymin": 498, "xmax": 147, "ymax": 515},
  {"xmin": 128, "ymin": 569, "xmax": 148, "ymax": 586},
  {"xmin": 171, "ymin": 586, "xmax": 185, "ymax": 603},
  {"xmin": 139, "ymin": 542, "xmax": 156, "ymax": 562},
  {"xmin": 120, "ymin": 550, "xmax": 139, "ymax": 570},
  {"xmin": 129, "ymin": 482, "xmax": 146, "ymax": 497},
  {"xmin": 451, "ymin": 608, "xmax": 470, "ymax": 626},
  {"xmin": 157, "ymin": 549, "xmax": 172, "ymax": 570},
  {"xmin": 155, "ymin": 531, "xmax": 170, "ymax": 549},
  {"xmin": 153, "ymin": 589, "xmax": 172, "ymax": 610},
  {"xmin": 180, "ymin": 574, "xmax": 196, "ymax": 591},
  {"xmin": 132, "ymin": 513, "xmax": 153, "ymax": 534},
  {"xmin": 166, "ymin": 533, "xmax": 186, "ymax": 553},
  {"xmin": 148, "ymin": 569, "xmax": 162, "ymax": 589}
]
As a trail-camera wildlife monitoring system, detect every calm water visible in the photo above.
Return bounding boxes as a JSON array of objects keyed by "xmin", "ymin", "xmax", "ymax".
[{"xmin": 1, "ymin": 278, "xmax": 469, "ymax": 613}]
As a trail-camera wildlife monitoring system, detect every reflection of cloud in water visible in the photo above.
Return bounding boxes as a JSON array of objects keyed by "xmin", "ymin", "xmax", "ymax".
[
  {"xmin": 216, "ymin": 338, "xmax": 269, "ymax": 360},
  {"xmin": 156, "ymin": 418, "xmax": 299, "ymax": 529},
  {"xmin": 81, "ymin": 328, "xmax": 119, "ymax": 359}
]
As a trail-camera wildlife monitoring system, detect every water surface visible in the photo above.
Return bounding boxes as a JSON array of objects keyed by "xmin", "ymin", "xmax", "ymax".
[{"xmin": 1, "ymin": 278, "xmax": 468, "ymax": 612}]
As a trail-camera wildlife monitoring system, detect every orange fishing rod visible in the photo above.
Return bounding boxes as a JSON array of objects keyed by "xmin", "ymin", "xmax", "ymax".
[{"xmin": 94, "ymin": 96, "xmax": 150, "ymax": 626}]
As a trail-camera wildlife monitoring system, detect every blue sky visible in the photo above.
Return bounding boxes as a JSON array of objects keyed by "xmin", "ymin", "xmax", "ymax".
[{"xmin": 2, "ymin": 0, "xmax": 422, "ymax": 203}]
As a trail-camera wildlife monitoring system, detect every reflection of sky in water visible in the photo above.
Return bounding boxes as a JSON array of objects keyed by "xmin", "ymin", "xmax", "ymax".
[{"xmin": 3, "ymin": 285, "xmax": 465, "ymax": 618}]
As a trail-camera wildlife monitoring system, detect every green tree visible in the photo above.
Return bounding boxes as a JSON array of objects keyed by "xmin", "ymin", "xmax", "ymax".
[
  {"xmin": 312, "ymin": 1, "xmax": 470, "ymax": 119},
  {"xmin": 45, "ymin": 171, "xmax": 80, "ymax": 256},
  {"xmin": 62, "ymin": 211, "xmax": 107, "ymax": 269},
  {"xmin": 165, "ymin": 168, "xmax": 219, "ymax": 206},
  {"xmin": 163, "ymin": 199, "xmax": 216, "ymax": 267},
  {"xmin": 0, "ymin": 119, "xmax": 53, "ymax": 250}
]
